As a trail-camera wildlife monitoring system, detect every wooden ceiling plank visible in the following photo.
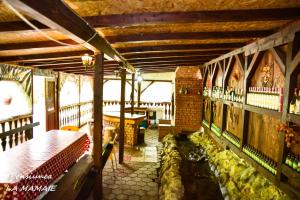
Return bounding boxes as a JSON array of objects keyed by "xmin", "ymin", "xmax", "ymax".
[
  {"xmin": 86, "ymin": 8, "xmax": 300, "ymax": 27},
  {"xmin": 1, "ymin": 8, "xmax": 300, "ymax": 32},
  {"xmin": 116, "ymin": 43, "xmax": 243, "ymax": 53},
  {"xmin": 32, "ymin": 61, "xmax": 118, "ymax": 67},
  {"xmin": 106, "ymin": 31, "xmax": 272, "ymax": 43},
  {"xmin": 132, "ymin": 59, "xmax": 208, "ymax": 66},
  {"xmin": 37, "ymin": 63, "xmax": 119, "ymax": 70},
  {"xmin": 123, "ymin": 50, "xmax": 228, "ymax": 58},
  {"xmin": 32, "ymin": 61, "xmax": 82, "ymax": 67},
  {"xmin": 0, "ymin": 39, "xmax": 76, "ymax": 51},
  {"xmin": 0, "ymin": 50, "xmax": 92, "ymax": 63},
  {"xmin": 25, "ymin": 59, "xmax": 118, "ymax": 66},
  {"xmin": 129, "ymin": 56, "xmax": 212, "ymax": 64},
  {"xmin": 124, "ymin": 50, "xmax": 224, "ymax": 59},
  {"xmin": 136, "ymin": 62, "xmax": 202, "ymax": 68}
]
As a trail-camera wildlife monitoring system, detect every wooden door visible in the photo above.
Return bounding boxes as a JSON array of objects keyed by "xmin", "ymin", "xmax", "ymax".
[{"xmin": 45, "ymin": 78, "xmax": 58, "ymax": 131}]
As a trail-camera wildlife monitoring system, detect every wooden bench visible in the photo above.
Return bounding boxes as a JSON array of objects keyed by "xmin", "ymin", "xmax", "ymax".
[{"xmin": 43, "ymin": 144, "xmax": 114, "ymax": 200}]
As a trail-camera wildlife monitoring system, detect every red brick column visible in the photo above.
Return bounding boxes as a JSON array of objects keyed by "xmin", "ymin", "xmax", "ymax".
[{"xmin": 174, "ymin": 66, "xmax": 203, "ymax": 134}]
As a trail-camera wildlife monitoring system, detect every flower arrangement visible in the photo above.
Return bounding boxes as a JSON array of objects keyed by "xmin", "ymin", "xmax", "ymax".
[{"xmin": 276, "ymin": 123, "xmax": 296, "ymax": 148}]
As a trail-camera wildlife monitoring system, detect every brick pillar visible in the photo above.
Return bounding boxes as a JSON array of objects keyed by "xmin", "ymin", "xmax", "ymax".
[{"xmin": 174, "ymin": 66, "xmax": 203, "ymax": 134}]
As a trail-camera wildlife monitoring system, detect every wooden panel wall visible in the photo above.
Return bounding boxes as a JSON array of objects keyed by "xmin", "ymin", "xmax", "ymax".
[
  {"xmin": 250, "ymin": 51, "xmax": 285, "ymax": 88},
  {"xmin": 203, "ymin": 98, "xmax": 210, "ymax": 122},
  {"xmin": 226, "ymin": 106, "xmax": 243, "ymax": 139},
  {"xmin": 215, "ymin": 67, "xmax": 223, "ymax": 87},
  {"xmin": 247, "ymin": 112, "xmax": 281, "ymax": 162},
  {"xmin": 212, "ymin": 101, "xmax": 222, "ymax": 127},
  {"xmin": 228, "ymin": 60, "xmax": 243, "ymax": 89},
  {"xmin": 205, "ymin": 74, "xmax": 211, "ymax": 88}
]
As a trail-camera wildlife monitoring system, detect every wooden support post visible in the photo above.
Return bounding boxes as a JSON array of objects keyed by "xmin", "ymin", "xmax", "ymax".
[
  {"xmin": 56, "ymin": 73, "xmax": 60, "ymax": 128},
  {"xmin": 78, "ymin": 76, "xmax": 81, "ymax": 127},
  {"xmin": 93, "ymin": 52, "xmax": 104, "ymax": 199},
  {"xmin": 240, "ymin": 55, "xmax": 249, "ymax": 149},
  {"xmin": 131, "ymin": 73, "xmax": 135, "ymax": 114},
  {"xmin": 220, "ymin": 61, "xmax": 227, "ymax": 134},
  {"xmin": 137, "ymin": 81, "xmax": 141, "ymax": 107},
  {"xmin": 119, "ymin": 67, "xmax": 126, "ymax": 164},
  {"xmin": 277, "ymin": 41, "xmax": 296, "ymax": 182}
]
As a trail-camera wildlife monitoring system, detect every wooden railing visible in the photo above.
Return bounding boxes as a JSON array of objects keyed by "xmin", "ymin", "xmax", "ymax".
[
  {"xmin": 103, "ymin": 100, "xmax": 132, "ymax": 107},
  {"xmin": 59, "ymin": 100, "xmax": 172, "ymax": 128},
  {"xmin": 103, "ymin": 100, "xmax": 172, "ymax": 119},
  {"xmin": 0, "ymin": 114, "xmax": 39, "ymax": 152},
  {"xmin": 59, "ymin": 101, "xmax": 93, "ymax": 128}
]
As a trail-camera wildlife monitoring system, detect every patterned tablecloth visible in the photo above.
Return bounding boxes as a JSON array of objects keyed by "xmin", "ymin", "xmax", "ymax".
[{"xmin": 0, "ymin": 130, "xmax": 90, "ymax": 200}]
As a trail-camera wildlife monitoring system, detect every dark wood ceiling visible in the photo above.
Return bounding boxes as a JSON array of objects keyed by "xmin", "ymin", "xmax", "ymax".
[{"xmin": 0, "ymin": 0, "xmax": 300, "ymax": 75}]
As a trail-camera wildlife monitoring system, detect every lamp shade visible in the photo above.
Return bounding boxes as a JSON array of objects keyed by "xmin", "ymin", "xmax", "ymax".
[{"xmin": 81, "ymin": 54, "xmax": 93, "ymax": 67}]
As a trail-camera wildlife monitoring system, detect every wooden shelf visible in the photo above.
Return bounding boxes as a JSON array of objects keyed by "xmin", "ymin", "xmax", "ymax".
[
  {"xmin": 223, "ymin": 100, "xmax": 243, "ymax": 109},
  {"xmin": 223, "ymin": 131, "xmax": 240, "ymax": 148},
  {"xmin": 279, "ymin": 182, "xmax": 300, "ymax": 200},
  {"xmin": 244, "ymin": 104, "xmax": 282, "ymax": 119},
  {"xmin": 287, "ymin": 114, "xmax": 300, "ymax": 125},
  {"xmin": 205, "ymin": 127, "xmax": 277, "ymax": 183},
  {"xmin": 281, "ymin": 164, "xmax": 300, "ymax": 179},
  {"xmin": 202, "ymin": 120, "xmax": 210, "ymax": 128}
]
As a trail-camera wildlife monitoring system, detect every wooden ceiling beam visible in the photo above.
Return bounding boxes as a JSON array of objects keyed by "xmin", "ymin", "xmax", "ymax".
[
  {"xmin": 131, "ymin": 58, "xmax": 209, "ymax": 65},
  {"xmin": 31, "ymin": 60, "xmax": 118, "ymax": 67},
  {"xmin": 24, "ymin": 58, "xmax": 82, "ymax": 65},
  {"xmin": 116, "ymin": 43, "xmax": 243, "ymax": 53},
  {"xmin": 8, "ymin": 0, "xmax": 134, "ymax": 72},
  {"xmin": 83, "ymin": 67, "xmax": 177, "ymax": 73},
  {"xmin": 123, "ymin": 50, "xmax": 228, "ymax": 58},
  {"xmin": 59, "ymin": 64, "xmax": 180, "ymax": 72},
  {"xmin": 0, "ymin": 39, "xmax": 76, "ymax": 51},
  {"xmin": 38, "ymin": 63, "xmax": 119, "ymax": 70},
  {"xmin": 32, "ymin": 55, "xmax": 210, "ymax": 67},
  {"xmin": 53, "ymin": 67, "xmax": 119, "ymax": 72},
  {"xmin": 85, "ymin": 8, "xmax": 300, "ymax": 27},
  {"xmin": 32, "ymin": 61, "xmax": 82, "ymax": 67},
  {"xmin": 135, "ymin": 61, "xmax": 202, "ymax": 68},
  {"xmin": 0, "ymin": 41, "xmax": 242, "ymax": 52},
  {"xmin": 1, "ymin": 8, "xmax": 300, "ymax": 32},
  {"xmin": 39, "ymin": 59, "xmax": 207, "ymax": 70},
  {"xmin": 124, "ymin": 51, "xmax": 223, "ymax": 59},
  {"xmin": 0, "ymin": 50, "xmax": 93, "ymax": 63},
  {"xmin": 106, "ymin": 31, "xmax": 272, "ymax": 43},
  {"xmin": 25, "ymin": 59, "xmax": 117, "ymax": 66}
]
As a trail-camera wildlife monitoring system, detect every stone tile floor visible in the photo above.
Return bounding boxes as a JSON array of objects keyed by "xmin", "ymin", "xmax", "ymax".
[{"xmin": 102, "ymin": 128, "xmax": 160, "ymax": 200}]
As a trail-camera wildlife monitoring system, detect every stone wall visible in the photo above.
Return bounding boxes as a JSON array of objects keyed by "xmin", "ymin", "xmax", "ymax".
[{"xmin": 174, "ymin": 66, "xmax": 203, "ymax": 133}]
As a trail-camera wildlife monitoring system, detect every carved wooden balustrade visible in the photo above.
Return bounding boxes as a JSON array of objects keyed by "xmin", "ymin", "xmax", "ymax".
[
  {"xmin": 0, "ymin": 114, "xmax": 39, "ymax": 152},
  {"xmin": 103, "ymin": 100, "xmax": 172, "ymax": 119},
  {"xmin": 59, "ymin": 101, "xmax": 93, "ymax": 128},
  {"xmin": 59, "ymin": 100, "xmax": 172, "ymax": 128}
]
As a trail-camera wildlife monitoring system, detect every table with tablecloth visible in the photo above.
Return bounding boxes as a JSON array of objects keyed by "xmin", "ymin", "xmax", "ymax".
[{"xmin": 0, "ymin": 130, "xmax": 90, "ymax": 200}]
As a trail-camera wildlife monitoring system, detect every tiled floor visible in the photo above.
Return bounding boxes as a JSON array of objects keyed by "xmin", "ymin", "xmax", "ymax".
[{"xmin": 102, "ymin": 128, "xmax": 160, "ymax": 200}]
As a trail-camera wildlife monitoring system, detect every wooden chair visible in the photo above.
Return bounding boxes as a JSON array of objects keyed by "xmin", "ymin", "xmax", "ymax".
[
  {"xmin": 60, "ymin": 126, "xmax": 80, "ymax": 131},
  {"xmin": 110, "ymin": 133, "xmax": 118, "ymax": 172},
  {"xmin": 104, "ymin": 127, "xmax": 118, "ymax": 173}
]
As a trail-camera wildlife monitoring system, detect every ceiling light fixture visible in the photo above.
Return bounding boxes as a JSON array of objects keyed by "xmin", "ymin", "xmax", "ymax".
[
  {"xmin": 81, "ymin": 54, "xmax": 94, "ymax": 69},
  {"xmin": 136, "ymin": 70, "xmax": 143, "ymax": 82}
]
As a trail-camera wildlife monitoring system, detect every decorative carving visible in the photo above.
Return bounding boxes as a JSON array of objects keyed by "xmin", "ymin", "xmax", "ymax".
[{"xmin": 261, "ymin": 62, "xmax": 274, "ymax": 87}]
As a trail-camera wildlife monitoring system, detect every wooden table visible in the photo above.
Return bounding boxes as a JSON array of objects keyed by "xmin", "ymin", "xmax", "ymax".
[
  {"xmin": 103, "ymin": 112, "xmax": 145, "ymax": 146},
  {"xmin": 0, "ymin": 130, "xmax": 89, "ymax": 200}
]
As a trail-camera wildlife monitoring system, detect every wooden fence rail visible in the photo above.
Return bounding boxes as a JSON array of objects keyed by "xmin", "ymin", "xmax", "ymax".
[
  {"xmin": 0, "ymin": 114, "xmax": 39, "ymax": 152},
  {"xmin": 59, "ymin": 100, "xmax": 173, "ymax": 128}
]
